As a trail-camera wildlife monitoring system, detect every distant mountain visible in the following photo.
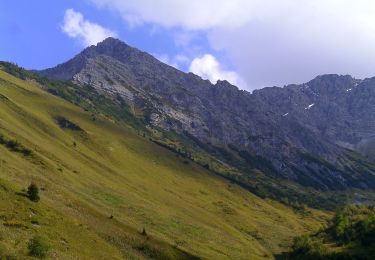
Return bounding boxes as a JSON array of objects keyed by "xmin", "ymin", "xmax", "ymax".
[{"xmin": 39, "ymin": 37, "xmax": 375, "ymax": 200}]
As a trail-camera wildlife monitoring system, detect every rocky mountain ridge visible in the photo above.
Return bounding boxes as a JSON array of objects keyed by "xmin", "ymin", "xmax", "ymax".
[{"xmin": 39, "ymin": 37, "xmax": 375, "ymax": 192}]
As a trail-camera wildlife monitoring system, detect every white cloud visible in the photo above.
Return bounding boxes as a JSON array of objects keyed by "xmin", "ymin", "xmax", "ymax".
[
  {"xmin": 62, "ymin": 9, "xmax": 117, "ymax": 46},
  {"xmin": 89, "ymin": 1, "xmax": 375, "ymax": 32},
  {"xmin": 90, "ymin": 0, "xmax": 261, "ymax": 30},
  {"xmin": 89, "ymin": 0, "xmax": 375, "ymax": 90},
  {"xmin": 189, "ymin": 54, "xmax": 245, "ymax": 88},
  {"xmin": 207, "ymin": 0, "xmax": 375, "ymax": 88}
]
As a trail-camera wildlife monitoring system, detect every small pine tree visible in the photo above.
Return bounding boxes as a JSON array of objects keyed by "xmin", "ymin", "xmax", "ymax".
[
  {"xmin": 27, "ymin": 183, "xmax": 40, "ymax": 202},
  {"xmin": 141, "ymin": 227, "xmax": 147, "ymax": 236}
]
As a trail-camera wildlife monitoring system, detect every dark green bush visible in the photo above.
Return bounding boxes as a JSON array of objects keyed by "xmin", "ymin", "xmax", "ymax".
[
  {"xmin": 27, "ymin": 183, "xmax": 40, "ymax": 202},
  {"xmin": 28, "ymin": 236, "xmax": 49, "ymax": 258},
  {"xmin": 290, "ymin": 235, "xmax": 328, "ymax": 259}
]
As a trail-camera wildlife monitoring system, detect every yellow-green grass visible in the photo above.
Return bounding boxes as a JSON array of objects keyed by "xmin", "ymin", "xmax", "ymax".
[
  {"xmin": 0, "ymin": 70, "xmax": 331, "ymax": 259},
  {"xmin": 0, "ymin": 178, "xmax": 124, "ymax": 259}
]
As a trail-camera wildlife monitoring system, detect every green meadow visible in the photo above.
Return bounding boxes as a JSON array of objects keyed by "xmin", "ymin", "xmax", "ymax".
[{"xmin": 0, "ymin": 70, "xmax": 331, "ymax": 259}]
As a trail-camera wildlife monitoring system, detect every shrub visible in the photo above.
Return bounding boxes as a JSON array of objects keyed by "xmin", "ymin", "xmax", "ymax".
[
  {"xmin": 290, "ymin": 235, "xmax": 328, "ymax": 259},
  {"xmin": 28, "ymin": 236, "xmax": 48, "ymax": 258},
  {"xmin": 334, "ymin": 214, "xmax": 351, "ymax": 242},
  {"xmin": 27, "ymin": 183, "xmax": 40, "ymax": 202},
  {"xmin": 358, "ymin": 215, "xmax": 375, "ymax": 246},
  {"xmin": 21, "ymin": 148, "xmax": 32, "ymax": 156}
]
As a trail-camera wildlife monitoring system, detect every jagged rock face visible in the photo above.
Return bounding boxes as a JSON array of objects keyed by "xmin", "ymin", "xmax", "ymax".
[{"xmin": 39, "ymin": 37, "xmax": 375, "ymax": 190}]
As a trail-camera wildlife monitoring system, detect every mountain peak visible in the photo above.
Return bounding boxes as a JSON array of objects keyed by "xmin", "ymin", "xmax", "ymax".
[
  {"xmin": 93, "ymin": 37, "xmax": 132, "ymax": 52},
  {"xmin": 311, "ymin": 74, "xmax": 353, "ymax": 82},
  {"xmin": 98, "ymin": 37, "xmax": 123, "ymax": 45},
  {"xmin": 306, "ymin": 74, "xmax": 358, "ymax": 93},
  {"xmin": 82, "ymin": 37, "xmax": 135, "ymax": 58},
  {"xmin": 38, "ymin": 37, "xmax": 145, "ymax": 81}
]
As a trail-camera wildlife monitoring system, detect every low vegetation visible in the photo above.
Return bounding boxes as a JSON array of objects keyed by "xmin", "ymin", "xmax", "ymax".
[
  {"xmin": 283, "ymin": 204, "xmax": 375, "ymax": 259},
  {"xmin": 55, "ymin": 116, "xmax": 83, "ymax": 131},
  {"xmin": 0, "ymin": 133, "xmax": 32, "ymax": 156},
  {"xmin": 28, "ymin": 236, "xmax": 49, "ymax": 258},
  {"xmin": 27, "ymin": 183, "xmax": 40, "ymax": 202}
]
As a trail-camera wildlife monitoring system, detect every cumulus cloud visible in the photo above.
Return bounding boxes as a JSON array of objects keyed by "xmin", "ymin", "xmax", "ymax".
[
  {"xmin": 89, "ymin": 0, "xmax": 375, "ymax": 89},
  {"xmin": 189, "ymin": 54, "xmax": 245, "ymax": 87},
  {"xmin": 155, "ymin": 53, "xmax": 244, "ymax": 87},
  {"xmin": 207, "ymin": 0, "xmax": 375, "ymax": 87},
  {"xmin": 89, "ymin": 0, "xmax": 260, "ymax": 29},
  {"xmin": 62, "ymin": 9, "xmax": 117, "ymax": 46}
]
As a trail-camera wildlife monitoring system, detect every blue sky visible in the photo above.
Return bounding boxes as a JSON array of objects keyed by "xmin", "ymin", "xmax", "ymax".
[
  {"xmin": 0, "ymin": 0, "xmax": 213, "ymax": 73},
  {"xmin": 1, "ymin": 1, "xmax": 375, "ymax": 90}
]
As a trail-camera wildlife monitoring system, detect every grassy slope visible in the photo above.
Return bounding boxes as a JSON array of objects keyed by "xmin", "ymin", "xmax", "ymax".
[{"xmin": 0, "ymin": 70, "xmax": 331, "ymax": 259}]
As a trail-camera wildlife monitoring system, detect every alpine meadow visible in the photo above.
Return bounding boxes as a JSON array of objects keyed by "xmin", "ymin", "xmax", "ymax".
[{"xmin": 1, "ymin": 1, "xmax": 375, "ymax": 259}]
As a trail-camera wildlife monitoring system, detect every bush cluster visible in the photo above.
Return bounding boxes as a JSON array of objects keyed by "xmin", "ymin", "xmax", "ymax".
[
  {"xmin": 333, "ymin": 204, "xmax": 375, "ymax": 246},
  {"xmin": 287, "ymin": 204, "xmax": 375, "ymax": 259}
]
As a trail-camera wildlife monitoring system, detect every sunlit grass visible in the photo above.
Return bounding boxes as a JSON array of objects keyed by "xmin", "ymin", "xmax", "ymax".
[{"xmin": 0, "ymin": 70, "xmax": 331, "ymax": 259}]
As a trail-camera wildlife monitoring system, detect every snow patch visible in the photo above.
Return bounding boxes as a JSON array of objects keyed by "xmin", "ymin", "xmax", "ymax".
[
  {"xmin": 305, "ymin": 103, "xmax": 315, "ymax": 110},
  {"xmin": 282, "ymin": 113, "xmax": 289, "ymax": 117},
  {"xmin": 346, "ymin": 88, "xmax": 352, "ymax": 92}
]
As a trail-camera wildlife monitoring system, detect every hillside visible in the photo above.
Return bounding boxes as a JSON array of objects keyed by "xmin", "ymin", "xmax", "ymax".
[
  {"xmin": 0, "ymin": 68, "xmax": 331, "ymax": 258},
  {"xmin": 38, "ymin": 37, "xmax": 375, "ymax": 209}
]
